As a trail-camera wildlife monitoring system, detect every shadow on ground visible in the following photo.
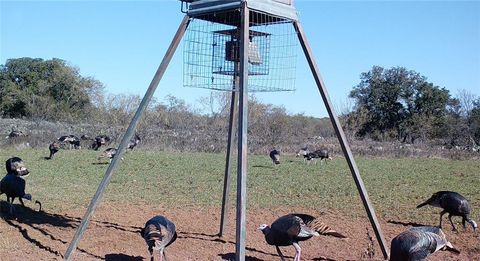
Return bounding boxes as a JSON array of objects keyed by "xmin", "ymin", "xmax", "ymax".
[
  {"xmin": 387, "ymin": 219, "xmax": 430, "ymax": 227},
  {"xmin": 312, "ymin": 257, "xmax": 337, "ymax": 261},
  {"xmin": 218, "ymin": 253, "xmax": 264, "ymax": 261},
  {"xmin": 105, "ymin": 253, "xmax": 144, "ymax": 261},
  {"xmin": 0, "ymin": 202, "xmax": 142, "ymax": 259},
  {"xmin": 252, "ymin": 165, "xmax": 274, "ymax": 169},
  {"xmin": 178, "ymin": 231, "xmax": 285, "ymax": 258}
]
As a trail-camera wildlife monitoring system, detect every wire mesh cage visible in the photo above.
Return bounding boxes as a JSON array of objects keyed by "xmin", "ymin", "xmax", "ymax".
[
  {"xmin": 212, "ymin": 29, "xmax": 270, "ymax": 76},
  {"xmin": 183, "ymin": 10, "xmax": 298, "ymax": 92}
]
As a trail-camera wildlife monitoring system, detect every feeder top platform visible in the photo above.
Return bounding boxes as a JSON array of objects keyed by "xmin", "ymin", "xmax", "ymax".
[{"xmin": 181, "ymin": 0, "xmax": 298, "ymax": 23}]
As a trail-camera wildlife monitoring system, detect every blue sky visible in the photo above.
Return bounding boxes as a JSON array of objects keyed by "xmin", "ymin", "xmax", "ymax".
[{"xmin": 1, "ymin": 0, "xmax": 479, "ymax": 118}]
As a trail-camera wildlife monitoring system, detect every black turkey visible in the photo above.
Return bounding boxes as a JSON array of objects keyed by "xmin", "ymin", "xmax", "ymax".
[
  {"xmin": 128, "ymin": 134, "xmax": 141, "ymax": 150},
  {"xmin": 313, "ymin": 149, "xmax": 331, "ymax": 161},
  {"xmin": 92, "ymin": 135, "xmax": 111, "ymax": 150},
  {"xmin": 305, "ymin": 149, "xmax": 332, "ymax": 164},
  {"xmin": 58, "ymin": 135, "xmax": 81, "ymax": 149},
  {"xmin": 304, "ymin": 152, "xmax": 316, "ymax": 162},
  {"xmin": 269, "ymin": 149, "xmax": 280, "ymax": 165},
  {"xmin": 47, "ymin": 141, "xmax": 61, "ymax": 160},
  {"xmin": 417, "ymin": 191, "xmax": 477, "ymax": 231},
  {"xmin": 0, "ymin": 157, "xmax": 41, "ymax": 214},
  {"xmin": 6, "ymin": 129, "xmax": 25, "ymax": 139},
  {"xmin": 140, "ymin": 215, "xmax": 177, "ymax": 261},
  {"xmin": 296, "ymin": 147, "xmax": 310, "ymax": 162},
  {"xmin": 390, "ymin": 226, "xmax": 459, "ymax": 261},
  {"xmin": 258, "ymin": 213, "xmax": 346, "ymax": 261}
]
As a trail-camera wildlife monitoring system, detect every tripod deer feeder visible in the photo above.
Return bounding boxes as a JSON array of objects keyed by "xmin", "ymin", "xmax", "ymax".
[{"xmin": 64, "ymin": 0, "xmax": 390, "ymax": 260}]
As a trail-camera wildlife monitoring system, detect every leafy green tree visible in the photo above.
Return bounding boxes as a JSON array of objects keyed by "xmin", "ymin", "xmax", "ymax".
[
  {"xmin": 469, "ymin": 99, "xmax": 480, "ymax": 145},
  {"xmin": 0, "ymin": 57, "xmax": 104, "ymax": 121},
  {"xmin": 349, "ymin": 66, "xmax": 456, "ymax": 142}
]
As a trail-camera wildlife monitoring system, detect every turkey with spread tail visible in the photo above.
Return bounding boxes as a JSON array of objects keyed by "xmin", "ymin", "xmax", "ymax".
[{"xmin": 258, "ymin": 213, "xmax": 346, "ymax": 261}]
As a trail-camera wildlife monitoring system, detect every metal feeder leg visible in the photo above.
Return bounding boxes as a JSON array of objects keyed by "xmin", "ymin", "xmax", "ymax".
[
  {"xmin": 294, "ymin": 20, "xmax": 390, "ymax": 260},
  {"xmin": 63, "ymin": 16, "xmax": 191, "ymax": 261},
  {"xmin": 235, "ymin": 3, "xmax": 250, "ymax": 261}
]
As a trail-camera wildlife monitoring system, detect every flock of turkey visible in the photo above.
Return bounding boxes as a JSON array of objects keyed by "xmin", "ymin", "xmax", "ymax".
[
  {"xmin": 1, "ymin": 137, "xmax": 477, "ymax": 260},
  {"xmin": 135, "ymin": 199, "xmax": 475, "ymax": 261},
  {"xmin": 269, "ymin": 147, "xmax": 332, "ymax": 165},
  {"xmin": 264, "ymin": 148, "xmax": 476, "ymax": 260},
  {"xmin": 46, "ymin": 133, "xmax": 141, "ymax": 161}
]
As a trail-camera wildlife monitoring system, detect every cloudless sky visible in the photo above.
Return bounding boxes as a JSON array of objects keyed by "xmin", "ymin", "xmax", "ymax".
[{"xmin": 1, "ymin": 0, "xmax": 479, "ymax": 117}]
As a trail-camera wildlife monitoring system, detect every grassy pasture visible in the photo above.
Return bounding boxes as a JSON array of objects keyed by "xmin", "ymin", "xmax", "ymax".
[{"xmin": 0, "ymin": 148, "xmax": 478, "ymax": 224}]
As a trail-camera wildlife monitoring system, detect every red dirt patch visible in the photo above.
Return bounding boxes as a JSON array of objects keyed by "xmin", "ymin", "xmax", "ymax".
[{"xmin": 1, "ymin": 202, "xmax": 478, "ymax": 260}]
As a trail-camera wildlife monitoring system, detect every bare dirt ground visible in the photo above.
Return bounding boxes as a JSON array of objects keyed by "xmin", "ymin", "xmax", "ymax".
[{"xmin": 0, "ymin": 202, "xmax": 479, "ymax": 261}]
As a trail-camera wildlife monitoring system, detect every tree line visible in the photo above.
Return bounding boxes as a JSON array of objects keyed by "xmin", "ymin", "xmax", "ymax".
[
  {"xmin": 0, "ymin": 57, "xmax": 333, "ymax": 152},
  {"xmin": 345, "ymin": 66, "xmax": 479, "ymax": 148},
  {"xmin": 1, "ymin": 58, "xmax": 479, "ymax": 150},
  {"xmin": 0, "ymin": 58, "xmax": 102, "ymax": 121}
]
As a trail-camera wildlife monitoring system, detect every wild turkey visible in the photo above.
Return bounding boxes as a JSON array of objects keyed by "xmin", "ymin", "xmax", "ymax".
[
  {"xmin": 47, "ymin": 141, "xmax": 61, "ymax": 159},
  {"xmin": 269, "ymin": 149, "xmax": 280, "ymax": 165},
  {"xmin": 390, "ymin": 226, "xmax": 459, "ymax": 261},
  {"xmin": 6, "ymin": 129, "xmax": 26, "ymax": 139},
  {"xmin": 296, "ymin": 147, "xmax": 310, "ymax": 162},
  {"xmin": 0, "ymin": 157, "xmax": 41, "ymax": 214},
  {"xmin": 258, "ymin": 213, "xmax": 346, "ymax": 261},
  {"xmin": 98, "ymin": 148, "xmax": 122, "ymax": 162},
  {"xmin": 314, "ymin": 149, "xmax": 332, "ymax": 161},
  {"xmin": 305, "ymin": 149, "xmax": 332, "ymax": 164},
  {"xmin": 128, "ymin": 134, "xmax": 141, "ymax": 150},
  {"xmin": 417, "ymin": 191, "xmax": 477, "ymax": 231},
  {"xmin": 304, "ymin": 152, "xmax": 316, "ymax": 162},
  {"xmin": 58, "ymin": 135, "xmax": 81, "ymax": 149},
  {"xmin": 92, "ymin": 135, "xmax": 111, "ymax": 150},
  {"xmin": 140, "ymin": 215, "xmax": 177, "ymax": 261}
]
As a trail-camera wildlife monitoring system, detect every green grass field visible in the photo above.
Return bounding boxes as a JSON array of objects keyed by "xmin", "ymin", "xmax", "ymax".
[{"xmin": 1, "ymin": 148, "xmax": 479, "ymax": 223}]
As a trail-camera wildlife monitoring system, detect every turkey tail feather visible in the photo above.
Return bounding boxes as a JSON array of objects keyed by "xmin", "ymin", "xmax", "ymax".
[{"xmin": 310, "ymin": 219, "xmax": 347, "ymax": 238}]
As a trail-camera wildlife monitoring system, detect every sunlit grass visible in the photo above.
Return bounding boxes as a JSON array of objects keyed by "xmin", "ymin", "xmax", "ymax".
[{"xmin": 0, "ymin": 148, "xmax": 478, "ymax": 224}]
